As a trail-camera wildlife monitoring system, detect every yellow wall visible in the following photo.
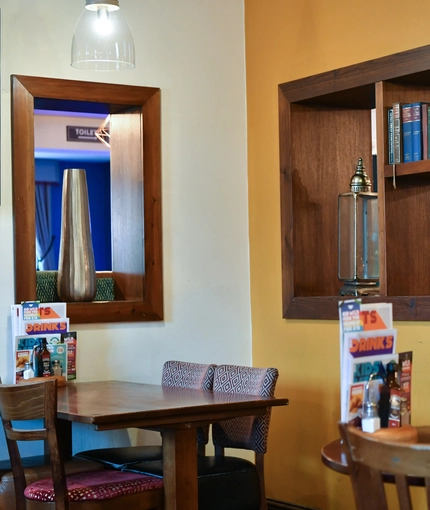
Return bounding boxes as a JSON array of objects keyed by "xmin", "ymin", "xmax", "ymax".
[{"xmin": 245, "ymin": 1, "xmax": 430, "ymax": 508}]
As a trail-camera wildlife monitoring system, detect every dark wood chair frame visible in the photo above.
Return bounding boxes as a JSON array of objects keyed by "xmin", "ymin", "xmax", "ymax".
[
  {"xmin": 339, "ymin": 422, "xmax": 430, "ymax": 510},
  {"xmin": 0, "ymin": 379, "xmax": 163, "ymax": 510}
]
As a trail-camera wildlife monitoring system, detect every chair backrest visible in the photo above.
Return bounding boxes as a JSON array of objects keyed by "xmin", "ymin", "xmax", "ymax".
[
  {"xmin": 162, "ymin": 360, "xmax": 216, "ymax": 446},
  {"xmin": 212, "ymin": 364, "xmax": 279, "ymax": 454},
  {"xmin": 0, "ymin": 379, "xmax": 68, "ymax": 510},
  {"xmin": 339, "ymin": 422, "xmax": 430, "ymax": 510},
  {"xmin": 161, "ymin": 360, "xmax": 216, "ymax": 391}
]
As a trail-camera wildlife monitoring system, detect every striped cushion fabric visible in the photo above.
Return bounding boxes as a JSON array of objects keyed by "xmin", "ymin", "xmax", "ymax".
[{"xmin": 24, "ymin": 470, "xmax": 163, "ymax": 502}]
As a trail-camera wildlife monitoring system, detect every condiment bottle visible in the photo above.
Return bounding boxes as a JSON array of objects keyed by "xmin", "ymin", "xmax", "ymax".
[
  {"xmin": 362, "ymin": 372, "xmax": 380, "ymax": 433},
  {"xmin": 362, "ymin": 402, "xmax": 380, "ymax": 433},
  {"xmin": 34, "ymin": 341, "xmax": 42, "ymax": 377},
  {"xmin": 52, "ymin": 360, "xmax": 62, "ymax": 376},
  {"xmin": 400, "ymin": 397, "xmax": 410, "ymax": 426},
  {"xmin": 378, "ymin": 361, "xmax": 399, "ymax": 428},
  {"xmin": 23, "ymin": 361, "xmax": 35, "ymax": 380},
  {"xmin": 41, "ymin": 338, "xmax": 51, "ymax": 377},
  {"xmin": 387, "ymin": 362, "xmax": 401, "ymax": 427}
]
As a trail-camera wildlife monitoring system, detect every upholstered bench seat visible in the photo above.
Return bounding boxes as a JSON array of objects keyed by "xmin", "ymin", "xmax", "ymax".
[
  {"xmin": 124, "ymin": 456, "xmax": 261, "ymax": 510},
  {"xmin": 0, "ymin": 456, "xmax": 103, "ymax": 510},
  {"xmin": 25, "ymin": 469, "xmax": 163, "ymax": 502}
]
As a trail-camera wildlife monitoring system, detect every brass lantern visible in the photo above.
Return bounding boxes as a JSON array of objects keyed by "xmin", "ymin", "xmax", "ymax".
[{"xmin": 338, "ymin": 158, "xmax": 379, "ymax": 296}]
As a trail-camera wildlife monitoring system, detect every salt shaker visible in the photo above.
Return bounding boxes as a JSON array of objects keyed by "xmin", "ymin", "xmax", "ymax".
[
  {"xmin": 361, "ymin": 372, "xmax": 381, "ymax": 433},
  {"xmin": 23, "ymin": 362, "xmax": 35, "ymax": 380},
  {"xmin": 361, "ymin": 402, "xmax": 381, "ymax": 433}
]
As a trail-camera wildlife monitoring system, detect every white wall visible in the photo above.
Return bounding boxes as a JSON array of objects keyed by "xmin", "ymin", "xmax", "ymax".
[{"xmin": 0, "ymin": 0, "xmax": 250, "ymax": 456}]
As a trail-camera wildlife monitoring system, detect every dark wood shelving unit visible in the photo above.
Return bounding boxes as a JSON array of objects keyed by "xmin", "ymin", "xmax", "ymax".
[
  {"xmin": 383, "ymin": 160, "xmax": 430, "ymax": 178},
  {"xmin": 279, "ymin": 44, "xmax": 430, "ymax": 321}
]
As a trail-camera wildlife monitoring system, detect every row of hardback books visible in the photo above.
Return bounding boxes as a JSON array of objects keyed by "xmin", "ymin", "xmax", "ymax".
[
  {"xmin": 11, "ymin": 301, "xmax": 77, "ymax": 384},
  {"xmin": 388, "ymin": 102, "xmax": 430, "ymax": 164}
]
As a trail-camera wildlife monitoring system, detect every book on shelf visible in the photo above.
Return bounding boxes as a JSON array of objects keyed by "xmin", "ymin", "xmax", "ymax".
[
  {"xmin": 387, "ymin": 107, "xmax": 394, "ymax": 164},
  {"xmin": 389, "ymin": 101, "xmax": 430, "ymax": 163},
  {"xmin": 427, "ymin": 105, "xmax": 430, "ymax": 159},
  {"xmin": 421, "ymin": 103, "xmax": 430, "ymax": 160},
  {"xmin": 411, "ymin": 102, "xmax": 424, "ymax": 161},
  {"xmin": 401, "ymin": 103, "xmax": 413, "ymax": 162},
  {"xmin": 393, "ymin": 102, "xmax": 403, "ymax": 163}
]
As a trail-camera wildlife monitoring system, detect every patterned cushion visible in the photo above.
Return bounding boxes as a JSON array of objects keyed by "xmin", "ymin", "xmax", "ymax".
[
  {"xmin": 212, "ymin": 365, "xmax": 279, "ymax": 454},
  {"xmin": 24, "ymin": 470, "xmax": 163, "ymax": 502},
  {"xmin": 162, "ymin": 361, "xmax": 216, "ymax": 391},
  {"xmin": 162, "ymin": 360, "xmax": 216, "ymax": 445}
]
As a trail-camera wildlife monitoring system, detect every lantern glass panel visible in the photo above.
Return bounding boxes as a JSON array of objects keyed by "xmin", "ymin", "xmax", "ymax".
[{"xmin": 338, "ymin": 192, "xmax": 378, "ymax": 282}]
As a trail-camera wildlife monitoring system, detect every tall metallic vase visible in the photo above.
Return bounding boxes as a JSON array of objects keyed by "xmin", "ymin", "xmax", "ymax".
[{"xmin": 57, "ymin": 169, "xmax": 97, "ymax": 302}]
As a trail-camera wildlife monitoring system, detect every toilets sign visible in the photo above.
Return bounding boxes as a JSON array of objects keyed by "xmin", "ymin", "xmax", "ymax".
[{"xmin": 67, "ymin": 125, "xmax": 100, "ymax": 143}]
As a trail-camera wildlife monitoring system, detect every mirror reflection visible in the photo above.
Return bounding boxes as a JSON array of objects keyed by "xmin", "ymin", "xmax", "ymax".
[{"xmin": 34, "ymin": 99, "xmax": 112, "ymax": 272}]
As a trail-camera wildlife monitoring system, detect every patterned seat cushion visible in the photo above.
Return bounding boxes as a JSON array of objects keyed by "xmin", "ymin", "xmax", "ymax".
[{"xmin": 24, "ymin": 470, "xmax": 163, "ymax": 502}]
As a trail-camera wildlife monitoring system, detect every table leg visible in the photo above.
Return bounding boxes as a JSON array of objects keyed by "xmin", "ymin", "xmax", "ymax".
[
  {"xmin": 56, "ymin": 419, "xmax": 73, "ymax": 459},
  {"xmin": 162, "ymin": 428, "xmax": 198, "ymax": 510}
]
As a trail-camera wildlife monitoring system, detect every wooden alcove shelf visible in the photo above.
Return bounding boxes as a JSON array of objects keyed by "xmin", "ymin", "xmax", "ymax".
[{"xmin": 279, "ymin": 44, "xmax": 430, "ymax": 321}]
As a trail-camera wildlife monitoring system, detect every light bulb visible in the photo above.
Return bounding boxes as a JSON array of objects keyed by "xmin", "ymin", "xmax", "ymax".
[{"xmin": 94, "ymin": 7, "xmax": 112, "ymax": 36}]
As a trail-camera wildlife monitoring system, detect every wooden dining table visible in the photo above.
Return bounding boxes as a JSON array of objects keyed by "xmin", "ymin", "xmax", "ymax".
[{"xmin": 56, "ymin": 380, "xmax": 289, "ymax": 510}]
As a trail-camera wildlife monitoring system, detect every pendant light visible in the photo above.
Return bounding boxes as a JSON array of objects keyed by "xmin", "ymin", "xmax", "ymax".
[{"xmin": 71, "ymin": 0, "xmax": 135, "ymax": 71}]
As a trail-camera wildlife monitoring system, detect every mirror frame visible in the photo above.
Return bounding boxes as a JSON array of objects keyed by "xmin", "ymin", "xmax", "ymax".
[{"xmin": 12, "ymin": 75, "xmax": 163, "ymax": 324}]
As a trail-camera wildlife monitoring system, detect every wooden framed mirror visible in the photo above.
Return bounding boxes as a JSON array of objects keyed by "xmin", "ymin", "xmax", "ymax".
[{"xmin": 12, "ymin": 75, "xmax": 163, "ymax": 324}]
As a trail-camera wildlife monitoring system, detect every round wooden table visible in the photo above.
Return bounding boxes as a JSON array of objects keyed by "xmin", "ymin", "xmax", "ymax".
[
  {"xmin": 321, "ymin": 438, "xmax": 425, "ymax": 486},
  {"xmin": 321, "ymin": 438, "xmax": 348, "ymax": 474}
]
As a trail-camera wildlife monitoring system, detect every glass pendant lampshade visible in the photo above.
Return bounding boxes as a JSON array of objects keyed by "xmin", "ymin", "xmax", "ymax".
[
  {"xmin": 71, "ymin": 0, "xmax": 135, "ymax": 71},
  {"xmin": 338, "ymin": 158, "xmax": 379, "ymax": 296}
]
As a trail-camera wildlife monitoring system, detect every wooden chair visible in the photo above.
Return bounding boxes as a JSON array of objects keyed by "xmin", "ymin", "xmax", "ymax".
[
  {"xmin": 0, "ymin": 379, "xmax": 163, "ymax": 510},
  {"xmin": 125, "ymin": 364, "xmax": 281, "ymax": 510},
  {"xmin": 339, "ymin": 422, "xmax": 430, "ymax": 510},
  {"xmin": 206, "ymin": 364, "xmax": 280, "ymax": 510},
  {"xmin": 75, "ymin": 360, "xmax": 216, "ymax": 469}
]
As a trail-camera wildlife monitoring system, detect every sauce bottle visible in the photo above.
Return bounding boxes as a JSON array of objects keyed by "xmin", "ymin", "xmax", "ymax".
[
  {"xmin": 40, "ymin": 338, "xmax": 51, "ymax": 377},
  {"xmin": 34, "ymin": 341, "xmax": 42, "ymax": 377},
  {"xmin": 387, "ymin": 362, "xmax": 401, "ymax": 427},
  {"xmin": 378, "ymin": 363, "xmax": 391, "ymax": 427}
]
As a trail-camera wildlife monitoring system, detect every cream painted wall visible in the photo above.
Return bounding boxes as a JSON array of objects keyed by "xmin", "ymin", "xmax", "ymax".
[
  {"xmin": 0, "ymin": 1, "xmax": 251, "ymax": 457},
  {"xmin": 245, "ymin": 0, "xmax": 430, "ymax": 509}
]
